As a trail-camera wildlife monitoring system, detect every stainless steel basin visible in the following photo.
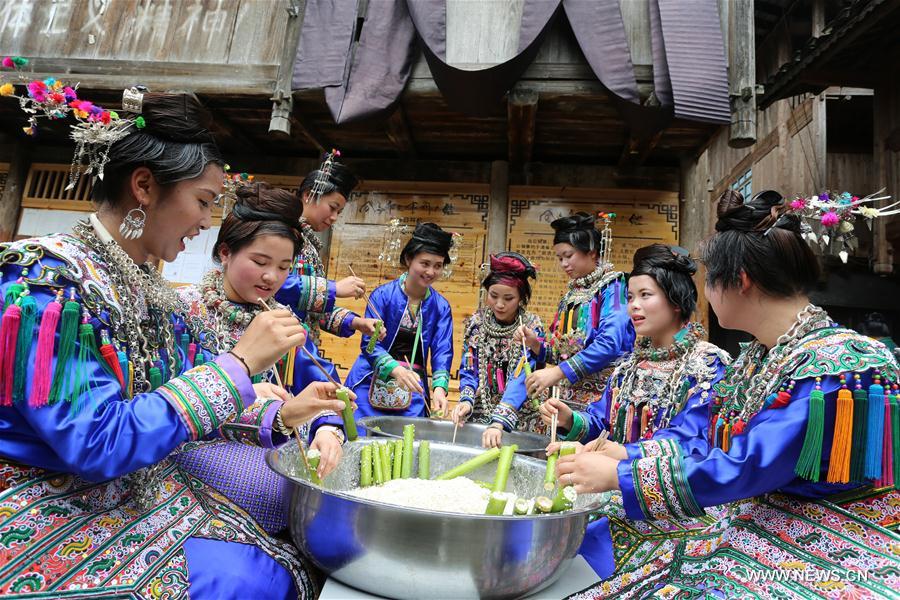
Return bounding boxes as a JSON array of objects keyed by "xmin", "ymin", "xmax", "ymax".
[
  {"xmin": 360, "ymin": 415, "xmax": 550, "ymax": 458},
  {"xmin": 266, "ymin": 439, "xmax": 611, "ymax": 600}
]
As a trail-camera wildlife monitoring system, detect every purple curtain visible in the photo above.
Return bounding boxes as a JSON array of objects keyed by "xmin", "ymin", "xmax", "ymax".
[{"xmin": 290, "ymin": 0, "xmax": 729, "ymax": 125}]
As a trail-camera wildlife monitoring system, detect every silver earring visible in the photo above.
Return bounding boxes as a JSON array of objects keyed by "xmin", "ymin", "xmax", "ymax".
[{"xmin": 119, "ymin": 207, "xmax": 146, "ymax": 240}]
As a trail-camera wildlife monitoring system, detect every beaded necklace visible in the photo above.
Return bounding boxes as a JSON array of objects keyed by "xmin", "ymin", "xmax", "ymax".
[
  {"xmin": 295, "ymin": 218, "xmax": 324, "ymax": 277},
  {"xmin": 74, "ymin": 217, "xmax": 179, "ymax": 394},
  {"xmin": 710, "ymin": 304, "xmax": 832, "ymax": 447},
  {"xmin": 608, "ymin": 322, "xmax": 707, "ymax": 442},
  {"xmin": 473, "ymin": 308, "xmax": 526, "ymax": 415},
  {"xmin": 199, "ymin": 269, "xmax": 262, "ymax": 353}
]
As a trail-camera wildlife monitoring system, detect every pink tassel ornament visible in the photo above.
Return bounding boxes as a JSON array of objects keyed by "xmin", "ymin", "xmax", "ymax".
[
  {"xmin": 29, "ymin": 291, "xmax": 63, "ymax": 407},
  {"xmin": 0, "ymin": 303, "xmax": 22, "ymax": 406}
]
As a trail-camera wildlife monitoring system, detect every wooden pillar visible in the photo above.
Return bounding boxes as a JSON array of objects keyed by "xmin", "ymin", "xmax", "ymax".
[
  {"xmin": 487, "ymin": 161, "xmax": 509, "ymax": 256},
  {"xmin": 269, "ymin": 0, "xmax": 307, "ymax": 136},
  {"xmin": 0, "ymin": 142, "xmax": 28, "ymax": 242},
  {"xmin": 728, "ymin": 0, "xmax": 755, "ymax": 148},
  {"xmin": 872, "ymin": 67, "xmax": 899, "ymax": 275},
  {"xmin": 810, "ymin": 0, "xmax": 828, "ymax": 191}
]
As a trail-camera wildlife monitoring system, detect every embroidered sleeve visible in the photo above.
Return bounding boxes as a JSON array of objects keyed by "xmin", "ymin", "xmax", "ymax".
[
  {"xmin": 636, "ymin": 438, "xmax": 682, "ymax": 458},
  {"xmin": 158, "ymin": 353, "xmax": 253, "ymax": 441},
  {"xmin": 432, "ymin": 370, "xmax": 450, "ymax": 392},
  {"xmin": 219, "ymin": 397, "xmax": 285, "ymax": 448},
  {"xmin": 620, "ymin": 453, "xmax": 704, "ymax": 520},
  {"xmin": 459, "ymin": 386, "xmax": 476, "ymax": 404},
  {"xmin": 318, "ymin": 306, "xmax": 358, "ymax": 337},
  {"xmin": 490, "ymin": 402, "xmax": 519, "ymax": 432},
  {"xmin": 274, "ymin": 274, "xmax": 335, "ymax": 319}
]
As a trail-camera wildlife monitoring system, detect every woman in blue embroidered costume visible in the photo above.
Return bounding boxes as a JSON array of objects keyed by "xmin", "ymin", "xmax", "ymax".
[
  {"xmin": 274, "ymin": 154, "xmax": 384, "ymax": 352},
  {"xmin": 517, "ymin": 212, "xmax": 634, "ymax": 412},
  {"xmin": 175, "ymin": 181, "xmax": 351, "ymax": 534},
  {"xmin": 0, "ymin": 89, "xmax": 332, "ymax": 598},
  {"xmin": 542, "ymin": 243, "xmax": 729, "ymax": 578},
  {"xmin": 341, "ymin": 222, "xmax": 455, "ymax": 419},
  {"xmin": 560, "ymin": 190, "xmax": 900, "ymax": 599},
  {"xmin": 451, "ymin": 252, "xmax": 546, "ymax": 446},
  {"xmin": 543, "ymin": 244, "xmax": 729, "ymax": 449}
]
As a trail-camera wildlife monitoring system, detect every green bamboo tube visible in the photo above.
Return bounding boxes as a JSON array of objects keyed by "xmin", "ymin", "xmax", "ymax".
[
  {"xmin": 366, "ymin": 320, "xmax": 383, "ymax": 353},
  {"xmin": 401, "ymin": 424, "xmax": 415, "ymax": 478},
  {"xmin": 418, "ymin": 441, "xmax": 430, "ymax": 479},
  {"xmin": 485, "ymin": 491, "xmax": 509, "ymax": 515},
  {"xmin": 435, "ymin": 447, "xmax": 502, "ymax": 480},
  {"xmin": 551, "ymin": 485, "xmax": 577, "ymax": 512},
  {"xmin": 337, "ymin": 387, "xmax": 358, "ymax": 441},
  {"xmin": 372, "ymin": 443, "xmax": 384, "ymax": 485},
  {"xmin": 360, "ymin": 445, "xmax": 373, "ymax": 487},
  {"xmin": 559, "ymin": 442, "xmax": 577, "ymax": 457},
  {"xmin": 391, "ymin": 440, "xmax": 404, "ymax": 479},
  {"xmin": 544, "ymin": 451, "xmax": 559, "ymax": 491},
  {"xmin": 491, "ymin": 445, "xmax": 518, "ymax": 493},
  {"xmin": 379, "ymin": 443, "xmax": 392, "ymax": 482},
  {"xmin": 514, "ymin": 497, "xmax": 535, "ymax": 515},
  {"xmin": 307, "ymin": 449, "xmax": 322, "ymax": 485},
  {"xmin": 534, "ymin": 496, "xmax": 554, "ymax": 514}
]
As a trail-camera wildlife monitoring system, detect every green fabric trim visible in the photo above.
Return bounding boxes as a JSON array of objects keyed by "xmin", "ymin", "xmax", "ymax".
[{"xmin": 562, "ymin": 411, "xmax": 586, "ymax": 442}]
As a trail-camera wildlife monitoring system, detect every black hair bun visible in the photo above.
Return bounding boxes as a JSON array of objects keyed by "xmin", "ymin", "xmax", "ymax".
[
  {"xmin": 715, "ymin": 189, "xmax": 797, "ymax": 233},
  {"xmin": 632, "ymin": 244, "xmax": 697, "ymax": 277},
  {"xmin": 411, "ymin": 222, "xmax": 453, "ymax": 255},
  {"xmin": 551, "ymin": 212, "xmax": 596, "ymax": 234},
  {"xmin": 141, "ymin": 92, "xmax": 216, "ymax": 145},
  {"xmin": 231, "ymin": 182, "xmax": 301, "ymax": 227}
]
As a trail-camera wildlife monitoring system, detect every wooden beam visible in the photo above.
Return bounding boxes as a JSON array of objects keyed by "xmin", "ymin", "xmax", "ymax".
[
  {"xmin": 206, "ymin": 105, "xmax": 262, "ymax": 155},
  {"xmin": 507, "ymin": 87, "xmax": 538, "ymax": 167},
  {"xmin": 872, "ymin": 65, "xmax": 899, "ymax": 275},
  {"xmin": 728, "ymin": 0, "xmax": 756, "ymax": 148},
  {"xmin": 617, "ymin": 130, "xmax": 663, "ymax": 169},
  {"xmin": 385, "ymin": 105, "xmax": 417, "ymax": 159},
  {"xmin": 288, "ymin": 111, "xmax": 334, "ymax": 154}
]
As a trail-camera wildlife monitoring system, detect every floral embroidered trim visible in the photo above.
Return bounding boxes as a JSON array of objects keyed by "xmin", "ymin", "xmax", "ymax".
[
  {"xmin": 220, "ymin": 397, "xmax": 281, "ymax": 448},
  {"xmin": 632, "ymin": 453, "xmax": 703, "ymax": 520},
  {"xmin": 459, "ymin": 385, "xmax": 476, "ymax": 404},
  {"xmin": 491, "ymin": 402, "xmax": 519, "ymax": 431},
  {"xmin": 159, "ymin": 363, "xmax": 242, "ymax": 440},
  {"xmin": 638, "ymin": 438, "xmax": 681, "ymax": 458},
  {"xmin": 321, "ymin": 306, "xmax": 355, "ymax": 336}
]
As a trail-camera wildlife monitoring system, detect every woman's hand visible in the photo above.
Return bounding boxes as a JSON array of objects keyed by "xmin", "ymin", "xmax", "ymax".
[
  {"xmin": 431, "ymin": 387, "xmax": 448, "ymax": 418},
  {"xmin": 390, "ymin": 365, "xmax": 424, "ymax": 394},
  {"xmin": 353, "ymin": 317, "xmax": 386, "ymax": 339},
  {"xmin": 555, "ymin": 452, "xmax": 620, "ymax": 495},
  {"xmin": 545, "ymin": 440, "xmax": 584, "ymax": 456},
  {"xmin": 451, "ymin": 401, "xmax": 472, "ymax": 427},
  {"xmin": 588, "ymin": 438, "xmax": 628, "ymax": 460},
  {"xmin": 513, "ymin": 325, "xmax": 541, "ymax": 355},
  {"xmin": 335, "ymin": 276, "xmax": 366, "ymax": 299},
  {"xmin": 232, "ymin": 310, "xmax": 307, "ymax": 375},
  {"xmin": 253, "ymin": 382, "xmax": 292, "ymax": 403},
  {"xmin": 538, "ymin": 393, "xmax": 573, "ymax": 429},
  {"xmin": 310, "ymin": 427, "xmax": 344, "ymax": 478},
  {"xmin": 527, "ymin": 365, "xmax": 564, "ymax": 400},
  {"xmin": 279, "ymin": 382, "xmax": 350, "ymax": 429},
  {"xmin": 482, "ymin": 424, "xmax": 503, "ymax": 448}
]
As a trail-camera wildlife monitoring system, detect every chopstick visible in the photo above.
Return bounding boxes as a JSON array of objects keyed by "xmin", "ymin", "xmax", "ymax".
[
  {"xmin": 549, "ymin": 386, "xmax": 558, "ymax": 443},
  {"xmin": 256, "ymin": 297, "xmax": 312, "ymax": 474},
  {"xmin": 348, "ymin": 264, "xmax": 383, "ymax": 322},
  {"xmin": 591, "ymin": 430, "xmax": 609, "ymax": 452}
]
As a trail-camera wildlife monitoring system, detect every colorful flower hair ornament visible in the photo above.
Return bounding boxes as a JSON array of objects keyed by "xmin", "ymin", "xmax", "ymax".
[
  {"xmin": 787, "ymin": 189, "xmax": 897, "ymax": 263},
  {"xmin": 1, "ymin": 58, "xmax": 147, "ymax": 188}
]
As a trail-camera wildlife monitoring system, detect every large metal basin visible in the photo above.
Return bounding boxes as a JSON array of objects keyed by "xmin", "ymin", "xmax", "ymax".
[
  {"xmin": 360, "ymin": 415, "xmax": 550, "ymax": 458},
  {"xmin": 266, "ymin": 439, "xmax": 611, "ymax": 600}
]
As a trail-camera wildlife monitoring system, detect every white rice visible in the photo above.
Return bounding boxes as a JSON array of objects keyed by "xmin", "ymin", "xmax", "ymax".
[{"xmin": 348, "ymin": 477, "xmax": 491, "ymax": 514}]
